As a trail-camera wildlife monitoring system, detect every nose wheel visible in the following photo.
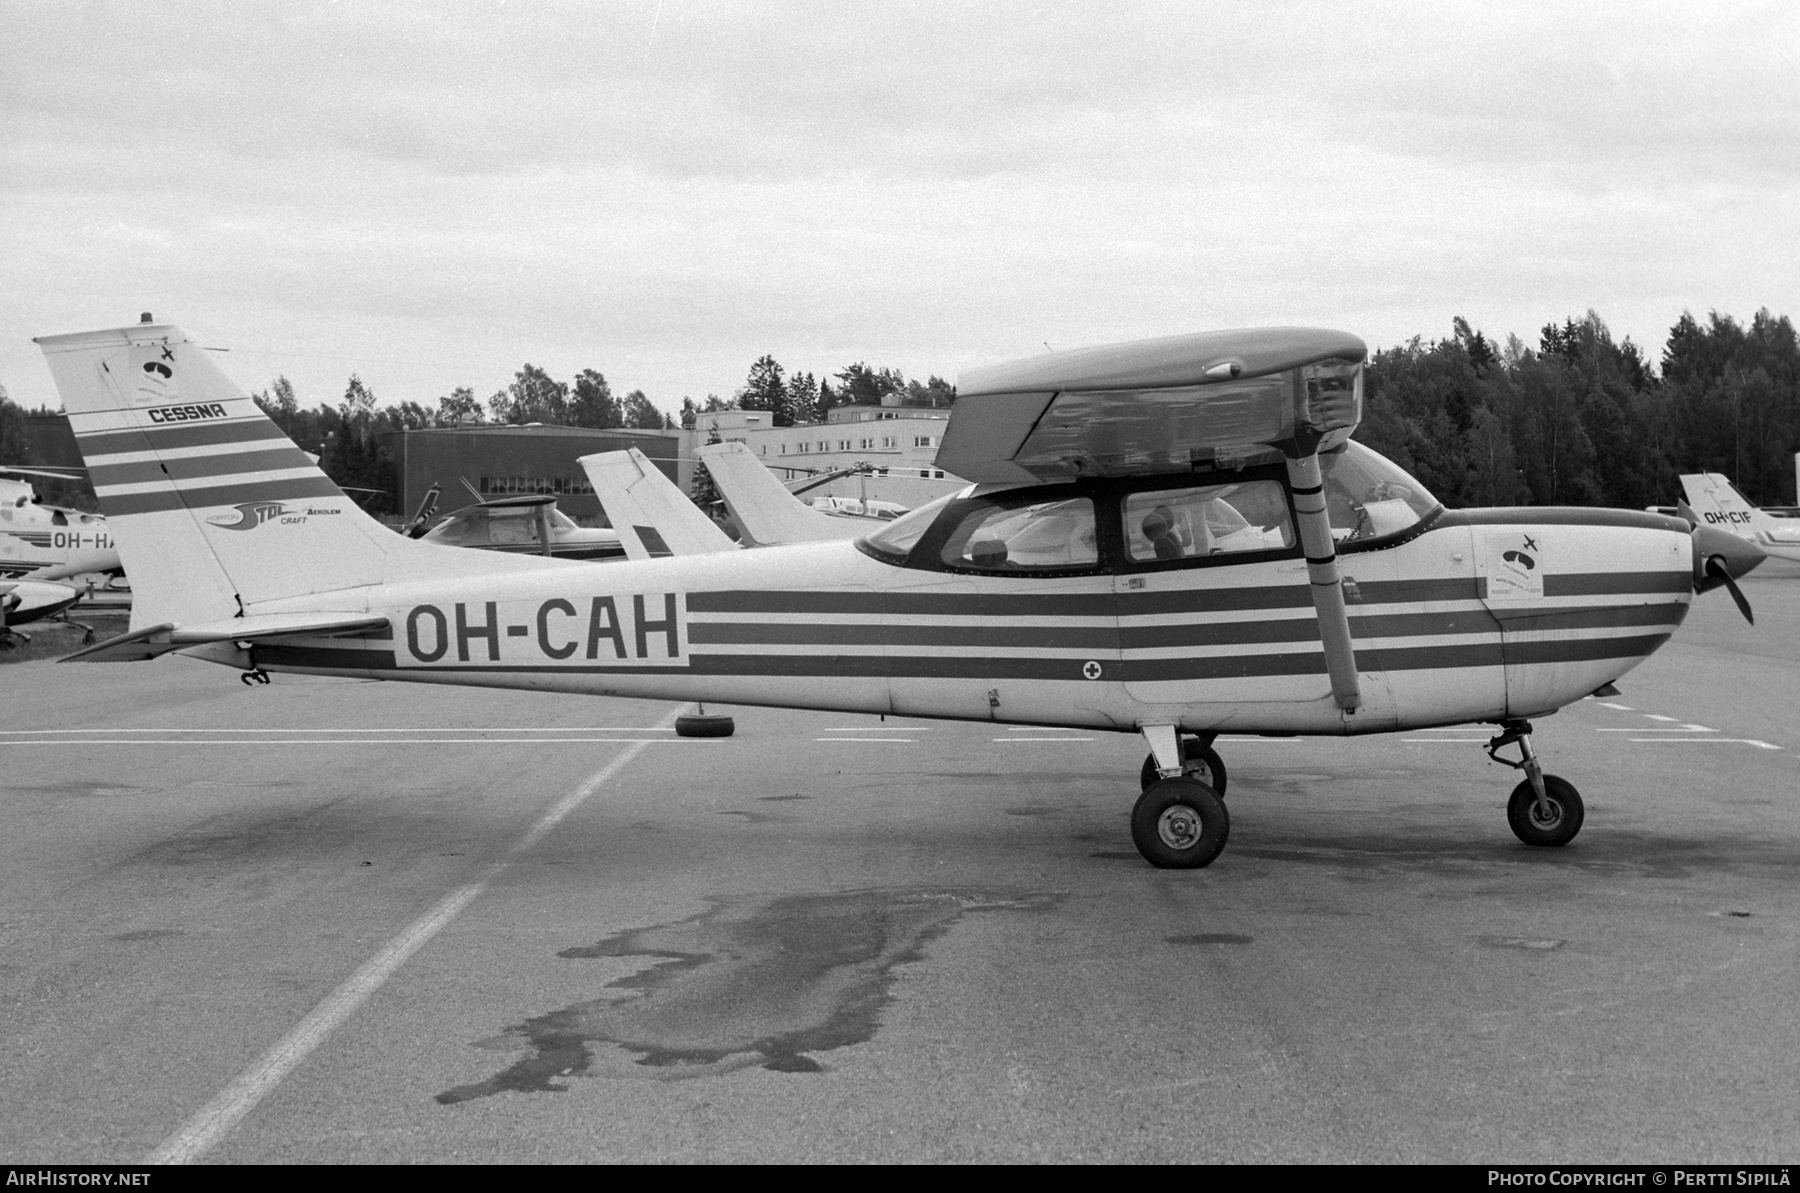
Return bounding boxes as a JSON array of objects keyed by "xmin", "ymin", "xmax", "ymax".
[{"xmin": 1487, "ymin": 720, "xmax": 1584, "ymax": 847}]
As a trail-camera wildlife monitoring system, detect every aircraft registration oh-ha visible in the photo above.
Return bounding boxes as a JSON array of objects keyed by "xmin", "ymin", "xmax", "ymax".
[
  {"xmin": 0, "ymin": 468, "xmax": 123, "ymax": 581},
  {"xmin": 36, "ymin": 316, "xmax": 1766, "ymax": 868}
]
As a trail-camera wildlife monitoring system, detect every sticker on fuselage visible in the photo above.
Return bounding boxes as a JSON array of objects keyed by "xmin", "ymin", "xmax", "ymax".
[{"xmin": 1483, "ymin": 532, "xmax": 1545, "ymax": 599}]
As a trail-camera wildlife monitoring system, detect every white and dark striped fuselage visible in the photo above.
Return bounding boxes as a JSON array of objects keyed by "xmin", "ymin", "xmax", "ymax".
[{"xmin": 237, "ymin": 504, "xmax": 1692, "ymax": 737}]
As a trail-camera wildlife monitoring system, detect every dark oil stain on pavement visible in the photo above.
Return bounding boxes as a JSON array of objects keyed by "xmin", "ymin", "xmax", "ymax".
[{"xmin": 437, "ymin": 888, "xmax": 1058, "ymax": 1102}]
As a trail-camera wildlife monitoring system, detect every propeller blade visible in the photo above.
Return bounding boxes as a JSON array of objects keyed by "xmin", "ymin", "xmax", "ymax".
[
  {"xmin": 1706, "ymin": 556, "xmax": 1755, "ymax": 624},
  {"xmin": 1674, "ymin": 497, "xmax": 1699, "ymax": 528}
]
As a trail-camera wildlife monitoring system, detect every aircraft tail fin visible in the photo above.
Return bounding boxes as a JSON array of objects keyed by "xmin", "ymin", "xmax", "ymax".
[
  {"xmin": 695, "ymin": 441, "xmax": 860, "ymax": 546},
  {"xmin": 578, "ymin": 448, "xmax": 736, "ymax": 560},
  {"xmin": 35, "ymin": 319, "xmax": 545, "ymax": 634},
  {"xmin": 1679, "ymin": 472, "xmax": 1775, "ymax": 536}
]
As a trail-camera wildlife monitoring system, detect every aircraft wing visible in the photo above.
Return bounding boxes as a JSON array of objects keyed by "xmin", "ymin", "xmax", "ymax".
[
  {"xmin": 695, "ymin": 441, "xmax": 860, "ymax": 546},
  {"xmin": 60, "ymin": 611, "xmax": 390, "ymax": 662},
  {"xmin": 937, "ymin": 327, "xmax": 1367, "ymax": 483},
  {"xmin": 577, "ymin": 448, "xmax": 737, "ymax": 560}
]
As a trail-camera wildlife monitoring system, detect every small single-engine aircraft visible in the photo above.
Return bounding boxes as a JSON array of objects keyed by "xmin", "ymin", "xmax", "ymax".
[
  {"xmin": 418, "ymin": 486, "xmax": 625, "ymax": 561},
  {"xmin": 0, "ymin": 575, "xmax": 82, "ymax": 640},
  {"xmin": 37, "ymin": 317, "xmax": 1765, "ymax": 868},
  {"xmin": 1675, "ymin": 472, "xmax": 1800, "ymax": 565},
  {"xmin": 0, "ymin": 469, "xmax": 123, "ymax": 581},
  {"xmin": 581, "ymin": 448, "xmax": 738, "ymax": 561},
  {"xmin": 694, "ymin": 441, "xmax": 874, "ymax": 546}
]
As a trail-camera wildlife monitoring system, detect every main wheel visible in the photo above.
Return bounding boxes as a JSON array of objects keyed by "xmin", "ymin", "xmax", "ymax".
[
  {"xmin": 1139, "ymin": 739, "xmax": 1227, "ymax": 796},
  {"xmin": 1130, "ymin": 778, "xmax": 1230, "ymax": 869},
  {"xmin": 1506, "ymin": 775, "xmax": 1583, "ymax": 847},
  {"xmin": 675, "ymin": 713, "xmax": 735, "ymax": 738}
]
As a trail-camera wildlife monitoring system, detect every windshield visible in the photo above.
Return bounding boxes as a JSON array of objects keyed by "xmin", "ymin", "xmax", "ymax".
[
  {"xmin": 1321, "ymin": 441, "xmax": 1439, "ymax": 542},
  {"xmin": 859, "ymin": 492, "xmax": 957, "ymax": 561}
]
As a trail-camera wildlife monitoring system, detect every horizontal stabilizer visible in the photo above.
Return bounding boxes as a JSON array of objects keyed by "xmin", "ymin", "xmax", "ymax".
[
  {"xmin": 695, "ymin": 441, "xmax": 859, "ymax": 546},
  {"xmin": 61, "ymin": 612, "xmax": 389, "ymax": 662},
  {"xmin": 578, "ymin": 448, "xmax": 736, "ymax": 560}
]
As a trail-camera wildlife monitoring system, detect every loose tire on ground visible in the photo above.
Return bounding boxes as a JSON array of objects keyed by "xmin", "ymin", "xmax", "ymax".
[
  {"xmin": 1130, "ymin": 778, "xmax": 1230, "ymax": 869},
  {"xmin": 1505, "ymin": 774, "xmax": 1583, "ymax": 847},
  {"xmin": 675, "ymin": 713, "xmax": 735, "ymax": 738},
  {"xmin": 1138, "ymin": 740, "xmax": 1228, "ymax": 797}
]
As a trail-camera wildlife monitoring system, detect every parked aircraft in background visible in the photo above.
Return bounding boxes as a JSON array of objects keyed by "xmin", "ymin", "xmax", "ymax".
[
  {"xmin": 0, "ymin": 469, "xmax": 122, "ymax": 581},
  {"xmin": 0, "ymin": 576, "xmax": 81, "ymax": 641},
  {"xmin": 1676, "ymin": 471, "xmax": 1800, "ymax": 565},
  {"xmin": 580, "ymin": 448, "xmax": 736, "ymax": 560},
  {"xmin": 418, "ymin": 489, "xmax": 625, "ymax": 561},
  {"xmin": 38, "ymin": 318, "xmax": 1764, "ymax": 869},
  {"xmin": 695, "ymin": 441, "xmax": 875, "ymax": 546}
]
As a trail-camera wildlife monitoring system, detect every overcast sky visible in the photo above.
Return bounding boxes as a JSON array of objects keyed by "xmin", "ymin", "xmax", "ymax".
[{"xmin": 3, "ymin": 0, "xmax": 1796, "ymax": 419}]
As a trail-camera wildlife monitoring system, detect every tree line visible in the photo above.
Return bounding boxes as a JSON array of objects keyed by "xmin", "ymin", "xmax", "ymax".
[
  {"xmin": 1358, "ymin": 308, "xmax": 1799, "ymax": 510},
  {"xmin": 680, "ymin": 357, "xmax": 958, "ymax": 429}
]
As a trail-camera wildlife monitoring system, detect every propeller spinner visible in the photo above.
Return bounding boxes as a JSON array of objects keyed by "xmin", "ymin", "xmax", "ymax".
[{"xmin": 1679, "ymin": 498, "xmax": 1764, "ymax": 623}]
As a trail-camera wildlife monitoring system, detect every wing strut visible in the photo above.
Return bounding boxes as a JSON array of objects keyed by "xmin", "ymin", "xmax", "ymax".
[{"xmin": 1285, "ymin": 452, "xmax": 1361, "ymax": 712}]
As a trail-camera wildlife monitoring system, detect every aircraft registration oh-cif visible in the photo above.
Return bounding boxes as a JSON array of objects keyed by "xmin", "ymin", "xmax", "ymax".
[
  {"xmin": 1674, "ymin": 471, "xmax": 1800, "ymax": 565},
  {"xmin": 36, "ymin": 317, "xmax": 1767, "ymax": 868},
  {"xmin": 0, "ymin": 468, "xmax": 123, "ymax": 581}
]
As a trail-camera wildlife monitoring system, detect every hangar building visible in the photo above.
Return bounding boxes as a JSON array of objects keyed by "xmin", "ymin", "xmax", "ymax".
[{"xmin": 391, "ymin": 425, "xmax": 688, "ymax": 527}]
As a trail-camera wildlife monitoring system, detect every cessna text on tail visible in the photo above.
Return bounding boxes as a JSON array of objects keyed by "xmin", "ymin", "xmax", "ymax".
[
  {"xmin": 1677, "ymin": 472, "xmax": 1800, "ymax": 564},
  {"xmin": 36, "ymin": 318, "xmax": 1763, "ymax": 868}
]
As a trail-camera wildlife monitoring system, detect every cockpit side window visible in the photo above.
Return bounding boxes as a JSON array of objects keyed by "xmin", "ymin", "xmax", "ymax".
[
  {"xmin": 1121, "ymin": 480, "xmax": 1294, "ymax": 564},
  {"xmin": 938, "ymin": 496, "xmax": 1099, "ymax": 572}
]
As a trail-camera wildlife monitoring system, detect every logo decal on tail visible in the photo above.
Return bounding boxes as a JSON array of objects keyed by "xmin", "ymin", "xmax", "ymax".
[{"xmin": 207, "ymin": 502, "xmax": 291, "ymax": 531}]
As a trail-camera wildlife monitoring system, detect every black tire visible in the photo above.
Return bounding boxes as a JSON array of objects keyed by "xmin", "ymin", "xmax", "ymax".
[
  {"xmin": 1139, "ymin": 740, "xmax": 1228, "ymax": 797},
  {"xmin": 675, "ymin": 714, "xmax": 735, "ymax": 738},
  {"xmin": 1506, "ymin": 775, "xmax": 1583, "ymax": 847},
  {"xmin": 1130, "ymin": 778, "xmax": 1230, "ymax": 869}
]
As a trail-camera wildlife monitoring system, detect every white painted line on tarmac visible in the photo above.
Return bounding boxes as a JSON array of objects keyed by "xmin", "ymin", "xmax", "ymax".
[
  {"xmin": 1642, "ymin": 714, "xmax": 1680, "ymax": 722},
  {"xmin": 992, "ymin": 737, "xmax": 1094, "ymax": 742},
  {"xmin": 818, "ymin": 727, "xmax": 931, "ymax": 732},
  {"xmin": 1627, "ymin": 738, "xmax": 1782, "ymax": 749},
  {"xmin": 814, "ymin": 737, "xmax": 917, "ymax": 743},
  {"xmin": 1597, "ymin": 702, "xmax": 1636, "ymax": 711},
  {"xmin": 143, "ymin": 705, "xmax": 687, "ymax": 1166},
  {"xmin": 0, "ymin": 727, "xmax": 679, "ymax": 734},
  {"xmin": 0, "ymin": 738, "xmax": 714, "ymax": 747},
  {"xmin": 1596, "ymin": 728, "xmax": 1714, "ymax": 733}
]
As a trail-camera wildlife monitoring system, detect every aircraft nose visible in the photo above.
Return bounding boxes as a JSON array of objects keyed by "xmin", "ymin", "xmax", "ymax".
[{"xmin": 1691, "ymin": 522, "xmax": 1765, "ymax": 593}]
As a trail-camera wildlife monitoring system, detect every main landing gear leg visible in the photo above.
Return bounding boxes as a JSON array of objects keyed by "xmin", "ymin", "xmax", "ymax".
[
  {"xmin": 1129, "ymin": 724, "xmax": 1230, "ymax": 869},
  {"xmin": 1486, "ymin": 719, "xmax": 1584, "ymax": 847}
]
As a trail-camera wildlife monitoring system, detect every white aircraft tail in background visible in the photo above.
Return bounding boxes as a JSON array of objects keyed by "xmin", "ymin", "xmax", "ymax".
[
  {"xmin": 577, "ymin": 447, "xmax": 735, "ymax": 561},
  {"xmin": 694, "ymin": 440, "xmax": 865, "ymax": 546},
  {"xmin": 34, "ymin": 319, "xmax": 564, "ymax": 655},
  {"xmin": 1678, "ymin": 472, "xmax": 1800, "ymax": 564}
]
